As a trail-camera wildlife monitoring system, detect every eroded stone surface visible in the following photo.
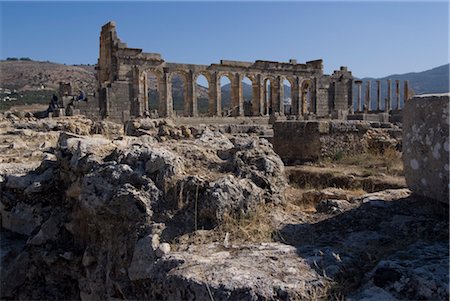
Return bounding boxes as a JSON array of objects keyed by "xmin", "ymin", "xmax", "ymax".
[{"xmin": 402, "ymin": 93, "xmax": 449, "ymax": 203}]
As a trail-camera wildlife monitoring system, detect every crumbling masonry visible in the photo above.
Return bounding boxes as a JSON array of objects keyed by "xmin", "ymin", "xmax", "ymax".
[{"xmin": 96, "ymin": 21, "xmax": 353, "ymax": 122}]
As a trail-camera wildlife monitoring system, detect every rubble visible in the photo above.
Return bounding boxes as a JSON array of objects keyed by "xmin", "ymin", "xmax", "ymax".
[{"xmin": 0, "ymin": 114, "xmax": 447, "ymax": 300}]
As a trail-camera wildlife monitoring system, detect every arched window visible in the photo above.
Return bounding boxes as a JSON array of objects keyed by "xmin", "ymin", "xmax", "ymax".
[
  {"xmin": 220, "ymin": 75, "xmax": 232, "ymax": 116},
  {"xmin": 196, "ymin": 74, "xmax": 209, "ymax": 116},
  {"xmin": 242, "ymin": 76, "xmax": 253, "ymax": 116}
]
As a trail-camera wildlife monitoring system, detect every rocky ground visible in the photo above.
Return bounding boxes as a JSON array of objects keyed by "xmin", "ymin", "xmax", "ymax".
[{"xmin": 0, "ymin": 113, "xmax": 448, "ymax": 300}]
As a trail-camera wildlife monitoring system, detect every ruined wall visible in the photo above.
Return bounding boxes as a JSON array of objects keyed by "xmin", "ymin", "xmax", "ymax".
[
  {"xmin": 95, "ymin": 21, "xmax": 354, "ymax": 122},
  {"xmin": 273, "ymin": 120, "xmax": 401, "ymax": 164},
  {"xmin": 402, "ymin": 94, "xmax": 449, "ymax": 203}
]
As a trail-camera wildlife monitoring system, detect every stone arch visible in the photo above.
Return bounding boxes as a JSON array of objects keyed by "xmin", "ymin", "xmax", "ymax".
[
  {"xmin": 144, "ymin": 68, "xmax": 163, "ymax": 115},
  {"xmin": 168, "ymin": 70, "xmax": 189, "ymax": 116},
  {"xmin": 242, "ymin": 74, "xmax": 254, "ymax": 116},
  {"xmin": 282, "ymin": 76, "xmax": 295, "ymax": 115},
  {"xmin": 194, "ymin": 72, "xmax": 210, "ymax": 116},
  {"xmin": 263, "ymin": 75, "xmax": 277, "ymax": 115},
  {"xmin": 300, "ymin": 78, "xmax": 313, "ymax": 115},
  {"xmin": 219, "ymin": 72, "xmax": 234, "ymax": 116}
]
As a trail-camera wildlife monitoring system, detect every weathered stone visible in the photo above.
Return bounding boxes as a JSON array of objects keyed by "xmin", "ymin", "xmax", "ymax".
[
  {"xmin": 155, "ymin": 242, "xmax": 171, "ymax": 258},
  {"xmin": 201, "ymin": 175, "xmax": 264, "ymax": 226},
  {"xmin": 274, "ymin": 120, "xmax": 401, "ymax": 163},
  {"xmin": 402, "ymin": 93, "xmax": 449, "ymax": 203},
  {"xmin": 96, "ymin": 21, "xmax": 352, "ymax": 121},
  {"xmin": 149, "ymin": 243, "xmax": 330, "ymax": 300},
  {"xmin": 128, "ymin": 235, "xmax": 157, "ymax": 280},
  {"xmin": 316, "ymin": 199, "xmax": 353, "ymax": 214},
  {"xmin": 1, "ymin": 202, "xmax": 42, "ymax": 235},
  {"xmin": 27, "ymin": 216, "xmax": 60, "ymax": 245}
]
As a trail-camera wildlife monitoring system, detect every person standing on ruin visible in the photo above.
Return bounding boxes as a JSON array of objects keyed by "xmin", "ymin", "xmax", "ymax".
[{"xmin": 77, "ymin": 89, "xmax": 86, "ymax": 101}]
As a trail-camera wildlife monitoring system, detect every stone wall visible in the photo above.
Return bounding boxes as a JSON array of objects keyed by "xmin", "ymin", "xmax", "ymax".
[
  {"xmin": 273, "ymin": 120, "xmax": 401, "ymax": 164},
  {"xmin": 402, "ymin": 93, "xmax": 449, "ymax": 203},
  {"xmin": 96, "ymin": 21, "xmax": 354, "ymax": 122}
]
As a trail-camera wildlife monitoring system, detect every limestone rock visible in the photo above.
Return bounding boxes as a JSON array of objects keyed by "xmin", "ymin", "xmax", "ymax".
[
  {"xmin": 128, "ymin": 235, "xmax": 157, "ymax": 280},
  {"xmin": 155, "ymin": 242, "xmax": 171, "ymax": 258},
  {"xmin": 316, "ymin": 199, "xmax": 353, "ymax": 214},
  {"xmin": 348, "ymin": 242, "xmax": 449, "ymax": 301},
  {"xmin": 227, "ymin": 138, "xmax": 287, "ymax": 204},
  {"xmin": 149, "ymin": 243, "xmax": 329, "ymax": 300},
  {"xmin": 1, "ymin": 202, "xmax": 43, "ymax": 235},
  {"xmin": 201, "ymin": 175, "xmax": 264, "ymax": 226},
  {"xmin": 402, "ymin": 93, "xmax": 449, "ymax": 203}
]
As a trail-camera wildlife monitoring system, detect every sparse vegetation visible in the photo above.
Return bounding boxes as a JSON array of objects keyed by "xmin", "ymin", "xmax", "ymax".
[
  {"xmin": 0, "ymin": 89, "xmax": 55, "ymax": 112},
  {"xmin": 326, "ymin": 147, "xmax": 403, "ymax": 177}
]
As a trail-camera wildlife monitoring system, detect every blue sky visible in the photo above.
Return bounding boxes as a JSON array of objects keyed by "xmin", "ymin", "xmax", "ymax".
[{"xmin": 1, "ymin": 1, "xmax": 448, "ymax": 78}]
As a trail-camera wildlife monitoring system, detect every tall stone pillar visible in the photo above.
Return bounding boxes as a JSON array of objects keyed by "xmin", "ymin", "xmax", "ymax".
[
  {"xmin": 184, "ymin": 72, "xmax": 197, "ymax": 117},
  {"xmin": 386, "ymin": 79, "xmax": 392, "ymax": 112},
  {"xmin": 230, "ymin": 74, "xmax": 240, "ymax": 116},
  {"xmin": 291, "ymin": 78, "xmax": 301, "ymax": 115},
  {"xmin": 264, "ymin": 80, "xmax": 270, "ymax": 115},
  {"xmin": 364, "ymin": 81, "xmax": 371, "ymax": 113},
  {"xmin": 252, "ymin": 76, "xmax": 264, "ymax": 116},
  {"xmin": 270, "ymin": 80, "xmax": 278, "ymax": 115},
  {"xmin": 354, "ymin": 80, "xmax": 362, "ymax": 112},
  {"xmin": 404, "ymin": 80, "xmax": 410, "ymax": 104},
  {"xmin": 301, "ymin": 81, "xmax": 308, "ymax": 115},
  {"xmin": 209, "ymin": 73, "xmax": 221, "ymax": 117},
  {"xmin": 376, "ymin": 80, "xmax": 381, "ymax": 111},
  {"xmin": 395, "ymin": 80, "xmax": 400, "ymax": 110},
  {"xmin": 159, "ymin": 71, "xmax": 172, "ymax": 118},
  {"xmin": 278, "ymin": 77, "xmax": 285, "ymax": 115},
  {"xmin": 237, "ymin": 74, "xmax": 244, "ymax": 117}
]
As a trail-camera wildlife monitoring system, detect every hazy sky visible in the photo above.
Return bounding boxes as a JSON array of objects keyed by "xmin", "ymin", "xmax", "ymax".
[{"xmin": 1, "ymin": 1, "xmax": 448, "ymax": 78}]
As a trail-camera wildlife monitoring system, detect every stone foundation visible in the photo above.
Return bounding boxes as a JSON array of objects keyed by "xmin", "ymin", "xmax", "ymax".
[
  {"xmin": 402, "ymin": 93, "xmax": 449, "ymax": 203},
  {"xmin": 273, "ymin": 120, "xmax": 401, "ymax": 164}
]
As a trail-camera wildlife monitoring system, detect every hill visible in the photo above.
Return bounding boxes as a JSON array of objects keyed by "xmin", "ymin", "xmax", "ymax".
[{"xmin": 0, "ymin": 60, "xmax": 96, "ymax": 92}]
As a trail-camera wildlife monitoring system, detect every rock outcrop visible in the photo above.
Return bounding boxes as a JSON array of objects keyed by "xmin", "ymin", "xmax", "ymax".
[{"xmin": 0, "ymin": 119, "xmax": 288, "ymax": 300}]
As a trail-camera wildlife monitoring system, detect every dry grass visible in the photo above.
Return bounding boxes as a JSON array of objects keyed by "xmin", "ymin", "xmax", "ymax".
[
  {"xmin": 216, "ymin": 205, "xmax": 276, "ymax": 244},
  {"xmin": 285, "ymin": 186, "xmax": 367, "ymax": 212},
  {"xmin": 325, "ymin": 147, "xmax": 403, "ymax": 177}
]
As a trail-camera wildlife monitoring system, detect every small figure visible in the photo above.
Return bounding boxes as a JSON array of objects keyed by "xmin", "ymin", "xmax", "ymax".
[
  {"xmin": 77, "ymin": 90, "xmax": 86, "ymax": 102},
  {"xmin": 47, "ymin": 94, "xmax": 59, "ymax": 114}
]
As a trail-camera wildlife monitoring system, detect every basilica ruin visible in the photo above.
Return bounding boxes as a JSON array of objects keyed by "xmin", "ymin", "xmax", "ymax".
[{"xmin": 93, "ymin": 21, "xmax": 354, "ymax": 122}]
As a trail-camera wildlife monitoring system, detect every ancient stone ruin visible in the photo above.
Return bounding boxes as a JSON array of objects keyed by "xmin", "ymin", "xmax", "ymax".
[
  {"xmin": 403, "ymin": 93, "xmax": 449, "ymax": 203},
  {"xmin": 93, "ymin": 21, "xmax": 353, "ymax": 122}
]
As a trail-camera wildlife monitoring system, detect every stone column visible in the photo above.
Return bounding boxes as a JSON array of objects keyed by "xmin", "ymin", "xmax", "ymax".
[
  {"xmin": 376, "ymin": 80, "xmax": 381, "ymax": 111},
  {"xmin": 258, "ymin": 75, "xmax": 265, "ymax": 116},
  {"xmin": 270, "ymin": 80, "xmax": 278, "ymax": 115},
  {"xmin": 386, "ymin": 79, "xmax": 391, "ymax": 112},
  {"xmin": 278, "ymin": 76, "xmax": 285, "ymax": 115},
  {"xmin": 291, "ymin": 78, "xmax": 301, "ymax": 115},
  {"xmin": 143, "ymin": 72, "xmax": 149, "ymax": 113},
  {"xmin": 264, "ymin": 80, "xmax": 270, "ymax": 115},
  {"xmin": 395, "ymin": 80, "xmax": 400, "ymax": 110},
  {"xmin": 184, "ymin": 74, "xmax": 193, "ymax": 117},
  {"xmin": 208, "ymin": 73, "xmax": 221, "ymax": 117},
  {"xmin": 230, "ymin": 74, "xmax": 239, "ymax": 116},
  {"xmin": 237, "ymin": 74, "xmax": 244, "ymax": 117},
  {"xmin": 159, "ymin": 71, "xmax": 172, "ymax": 118},
  {"xmin": 301, "ymin": 81, "xmax": 308, "ymax": 115},
  {"xmin": 191, "ymin": 73, "xmax": 197, "ymax": 117},
  {"xmin": 313, "ymin": 77, "xmax": 319, "ymax": 115},
  {"xmin": 364, "ymin": 81, "xmax": 371, "ymax": 113},
  {"xmin": 252, "ymin": 76, "xmax": 263, "ymax": 116},
  {"xmin": 354, "ymin": 80, "xmax": 362, "ymax": 112},
  {"xmin": 404, "ymin": 80, "xmax": 410, "ymax": 104}
]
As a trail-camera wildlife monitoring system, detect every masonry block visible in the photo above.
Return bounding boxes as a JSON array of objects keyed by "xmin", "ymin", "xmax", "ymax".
[{"xmin": 402, "ymin": 94, "xmax": 449, "ymax": 203}]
